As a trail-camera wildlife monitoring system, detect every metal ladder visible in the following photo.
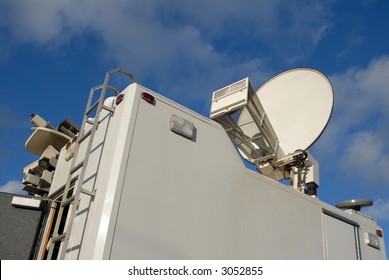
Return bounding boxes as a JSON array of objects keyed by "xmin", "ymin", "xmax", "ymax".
[{"xmin": 46, "ymin": 68, "xmax": 137, "ymax": 259}]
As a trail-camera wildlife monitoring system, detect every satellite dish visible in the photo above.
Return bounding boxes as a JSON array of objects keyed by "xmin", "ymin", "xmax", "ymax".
[
  {"xmin": 210, "ymin": 68, "xmax": 333, "ymax": 192},
  {"xmin": 237, "ymin": 68, "xmax": 334, "ymax": 160},
  {"xmin": 25, "ymin": 127, "xmax": 71, "ymax": 156}
]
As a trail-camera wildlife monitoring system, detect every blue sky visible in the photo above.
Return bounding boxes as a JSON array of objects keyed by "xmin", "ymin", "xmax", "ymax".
[{"xmin": 1, "ymin": 0, "xmax": 388, "ymax": 254}]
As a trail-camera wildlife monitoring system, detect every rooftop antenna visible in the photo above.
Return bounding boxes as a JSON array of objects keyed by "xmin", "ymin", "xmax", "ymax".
[
  {"xmin": 336, "ymin": 198, "xmax": 373, "ymax": 211},
  {"xmin": 210, "ymin": 68, "xmax": 334, "ymax": 194}
]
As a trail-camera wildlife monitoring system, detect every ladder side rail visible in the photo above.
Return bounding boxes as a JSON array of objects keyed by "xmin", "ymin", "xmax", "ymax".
[
  {"xmin": 46, "ymin": 140, "xmax": 82, "ymax": 259},
  {"xmin": 46, "ymin": 86, "xmax": 99, "ymax": 259},
  {"xmin": 108, "ymin": 68, "xmax": 138, "ymax": 83},
  {"xmin": 46, "ymin": 68, "xmax": 136, "ymax": 259},
  {"xmin": 57, "ymin": 71, "xmax": 113, "ymax": 259}
]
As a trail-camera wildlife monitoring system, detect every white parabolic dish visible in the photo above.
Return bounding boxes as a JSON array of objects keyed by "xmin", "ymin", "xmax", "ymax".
[{"xmin": 238, "ymin": 68, "xmax": 334, "ymax": 159}]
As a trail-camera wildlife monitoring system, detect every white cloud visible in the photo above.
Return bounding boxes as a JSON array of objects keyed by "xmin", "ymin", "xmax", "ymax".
[
  {"xmin": 0, "ymin": 0, "xmax": 333, "ymax": 95},
  {"xmin": 364, "ymin": 199, "xmax": 389, "ymax": 222},
  {"xmin": 314, "ymin": 55, "xmax": 389, "ymax": 188},
  {"xmin": 2, "ymin": 0, "xmax": 331, "ymax": 47},
  {"xmin": 1, "ymin": 0, "xmax": 68, "ymax": 44},
  {"xmin": 0, "ymin": 180, "xmax": 25, "ymax": 194}
]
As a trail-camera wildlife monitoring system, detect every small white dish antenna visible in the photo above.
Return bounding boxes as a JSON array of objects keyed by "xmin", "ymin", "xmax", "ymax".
[
  {"xmin": 238, "ymin": 68, "xmax": 333, "ymax": 160},
  {"xmin": 25, "ymin": 127, "xmax": 71, "ymax": 156},
  {"xmin": 210, "ymin": 68, "xmax": 333, "ymax": 194}
]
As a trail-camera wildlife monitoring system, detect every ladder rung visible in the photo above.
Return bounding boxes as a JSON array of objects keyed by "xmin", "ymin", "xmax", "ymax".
[
  {"xmin": 78, "ymin": 129, "xmax": 92, "ymax": 144},
  {"xmin": 86, "ymin": 100, "xmax": 99, "ymax": 116},
  {"xmin": 102, "ymin": 105, "xmax": 115, "ymax": 113},
  {"xmin": 70, "ymin": 161, "xmax": 84, "ymax": 174},
  {"xmin": 86, "ymin": 119, "xmax": 94, "ymax": 125},
  {"xmin": 51, "ymin": 232, "xmax": 66, "ymax": 243},
  {"xmin": 81, "ymin": 188, "xmax": 96, "ymax": 197},
  {"xmin": 56, "ymin": 175, "xmax": 79, "ymax": 194},
  {"xmin": 86, "ymin": 102, "xmax": 114, "ymax": 116},
  {"xmin": 62, "ymin": 196, "xmax": 76, "ymax": 207}
]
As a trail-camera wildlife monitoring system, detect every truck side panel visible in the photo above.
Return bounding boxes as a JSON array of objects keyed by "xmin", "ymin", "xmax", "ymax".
[
  {"xmin": 41, "ymin": 83, "xmax": 385, "ymax": 260},
  {"xmin": 110, "ymin": 91, "xmax": 327, "ymax": 259},
  {"xmin": 323, "ymin": 213, "xmax": 358, "ymax": 259}
]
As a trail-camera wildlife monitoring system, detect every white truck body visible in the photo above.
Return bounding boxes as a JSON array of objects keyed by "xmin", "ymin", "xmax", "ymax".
[{"xmin": 33, "ymin": 81, "xmax": 386, "ymax": 260}]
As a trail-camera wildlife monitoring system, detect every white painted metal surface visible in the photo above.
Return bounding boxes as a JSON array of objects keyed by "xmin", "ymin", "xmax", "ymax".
[
  {"xmin": 11, "ymin": 196, "xmax": 41, "ymax": 209},
  {"xmin": 323, "ymin": 213, "xmax": 358, "ymax": 259},
  {"xmin": 210, "ymin": 78, "xmax": 250, "ymax": 118}
]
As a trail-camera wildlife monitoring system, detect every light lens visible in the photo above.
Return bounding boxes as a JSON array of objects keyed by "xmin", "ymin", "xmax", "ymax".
[
  {"xmin": 116, "ymin": 93, "xmax": 125, "ymax": 105},
  {"xmin": 141, "ymin": 92, "xmax": 155, "ymax": 104},
  {"xmin": 170, "ymin": 114, "xmax": 195, "ymax": 140}
]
